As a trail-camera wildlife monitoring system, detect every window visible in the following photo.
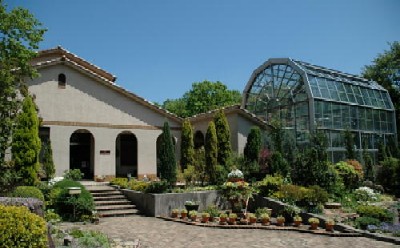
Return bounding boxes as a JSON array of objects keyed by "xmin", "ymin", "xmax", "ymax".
[{"xmin": 58, "ymin": 73, "xmax": 66, "ymax": 88}]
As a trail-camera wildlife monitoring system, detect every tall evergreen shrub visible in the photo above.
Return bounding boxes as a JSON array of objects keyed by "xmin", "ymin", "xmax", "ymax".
[
  {"xmin": 213, "ymin": 110, "xmax": 231, "ymax": 170},
  {"xmin": 180, "ymin": 119, "xmax": 194, "ymax": 170},
  {"xmin": 205, "ymin": 121, "xmax": 218, "ymax": 185},
  {"xmin": 42, "ymin": 139, "xmax": 55, "ymax": 180},
  {"xmin": 158, "ymin": 122, "xmax": 177, "ymax": 184}
]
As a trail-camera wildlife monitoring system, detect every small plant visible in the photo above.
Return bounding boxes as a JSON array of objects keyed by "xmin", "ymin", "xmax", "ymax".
[
  {"xmin": 276, "ymin": 215, "xmax": 285, "ymax": 222},
  {"xmin": 260, "ymin": 213, "xmax": 269, "ymax": 220},
  {"xmin": 189, "ymin": 210, "xmax": 197, "ymax": 217},
  {"xmin": 294, "ymin": 215, "xmax": 302, "ymax": 222},
  {"xmin": 308, "ymin": 217, "xmax": 320, "ymax": 224},
  {"xmin": 202, "ymin": 212, "xmax": 210, "ymax": 218},
  {"xmin": 63, "ymin": 169, "xmax": 83, "ymax": 181},
  {"xmin": 204, "ymin": 205, "xmax": 220, "ymax": 219},
  {"xmin": 229, "ymin": 213, "xmax": 238, "ymax": 219},
  {"xmin": 247, "ymin": 213, "xmax": 256, "ymax": 219},
  {"xmin": 255, "ymin": 207, "xmax": 272, "ymax": 218},
  {"xmin": 172, "ymin": 209, "xmax": 179, "ymax": 214},
  {"xmin": 181, "ymin": 209, "xmax": 188, "ymax": 214},
  {"xmin": 326, "ymin": 219, "xmax": 335, "ymax": 225},
  {"xmin": 220, "ymin": 213, "xmax": 228, "ymax": 218}
]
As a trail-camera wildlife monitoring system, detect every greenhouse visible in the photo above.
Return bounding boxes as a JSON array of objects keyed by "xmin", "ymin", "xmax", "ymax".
[{"xmin": 242, "ymin": 58, "xmax": 397, "ymax": 162}]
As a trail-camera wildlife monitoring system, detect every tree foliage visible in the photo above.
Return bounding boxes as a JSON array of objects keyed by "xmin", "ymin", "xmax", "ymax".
[
  {"xmin": 42, "ymin": 139, "xmax": 55, "ymax": 180},
  {"xmin": 180, "ymin": 119, "xmax": 194, "ymax": 170},
  {"xmin": 0, "ymin": 1, "xmax": 46, "ymax": 165},
  {"xmin": 344, "ymin": 128, "xmax": 356, "ymax": 160},
  {"xmin": 162, "ymin": 81, "xmax": 241, "ymax": 117},
  {"xmin": 158, "ymin": 122, "xmax": 177, "ymax": 184},
  {"xmin": 363, "ymin": 41, "xmax": 400, "ymax": 142},
  {"xmin": 213, "ymin": 110, "xmax": 231, "ymax": 169},
  {"xmin": 244, "ymin": 126, "xmax": 262, "ymax": 163},
  {"xmin": 11, "ymin": 95, "xmax": 41, "ymax": 186},
  {"xmin": 205, "ymin": 121, "xmax": 218, "ymax": 185}
]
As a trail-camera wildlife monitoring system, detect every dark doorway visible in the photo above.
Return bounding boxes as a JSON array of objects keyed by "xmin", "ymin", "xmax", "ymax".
[
  {"xmin": 116, "ymin": 132, "xmax": 137, "ymax": 177},
  {"xmin": 194, "ymin": 130, "xmax": 205, "ymax": 149},
  {"xmin": 70, "ymin": 130, "xmax": 94, "ymax": 179}
]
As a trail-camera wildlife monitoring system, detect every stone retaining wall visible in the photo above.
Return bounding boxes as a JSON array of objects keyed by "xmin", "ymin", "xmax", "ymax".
[{"xmin": 122, "ymin": 190, "xmax": 222, "ymax": 217}]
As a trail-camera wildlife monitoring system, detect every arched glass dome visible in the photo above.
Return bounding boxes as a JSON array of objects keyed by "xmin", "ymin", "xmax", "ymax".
[{"xmin": 242, "ymin": 58, "xmax": 396, "ymax": 162}]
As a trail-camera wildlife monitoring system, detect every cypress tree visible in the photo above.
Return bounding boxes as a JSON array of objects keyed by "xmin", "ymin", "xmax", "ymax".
[
  {"xmin": 12, "ymin": 95, "xmax": 41, "ymax": 186},
  {"xmin": 205, "ymin": 121, "xmax": 218, "ymax": 185},
  {"xmin": 213, "ymin": 110, "xmax": 231, "ymax": 169},
  {"xmin": 244, "ymin": 126, "xmax": 262, "ymax": 164},
  {"xmin": 158, "ymin": 121, "xmax": 177, "ymax": 184},
  {"xmin": 344, "ymin": 128, "xmax": 356, "ymax": 160},
  {"xmin": 42, "ymin": 139, "xmax": 55, "ymax": 180},
  {"xmin": 180, "ymin": 119, "xmax": 194, "ymax": 170}
]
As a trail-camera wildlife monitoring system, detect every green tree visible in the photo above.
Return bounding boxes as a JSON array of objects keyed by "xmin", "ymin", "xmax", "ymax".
[
  {"xmin": 344, "ymin": 128, "xmax": 356, "ymax": 160},
  {"xmin": 243, "ymin": 126, "xmax": 261, "ymax": 178},
  {"xmin": 180, "ymin": 119, "xmax": 194, "ymax": 170},
  {"xmin": 362, "ymin": 140, "xmax": 374, "ymax": 181},
  {"xmin": 11, "ymin": 95, "xmax": 41, "ymax": 186},
  {"xmin": 0, "ymin": 1, "xmax": 46, "ymax": 165},
  {"xmin": 158, "ymin": 122, "xmax": 177, "ymax": 184},
  {"xmin": 42, "ymin": 139, "xmax": 55, "ymax": 180},
  {"xmin": 205, "ymin": 121, "xmax": 218, "ymax": 185},
  {"xmin": 213, "ymin": 110, "xmax": 231, "ymax": 169},
  {"xmin": 363, "ymin": 42, "xmax": 400, "ymax": 142},
  {"xmin": 162, "ymin": 81, "xmax": 241, "ymax": 117}
]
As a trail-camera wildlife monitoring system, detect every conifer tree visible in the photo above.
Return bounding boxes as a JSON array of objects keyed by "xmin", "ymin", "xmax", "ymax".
[
  {"xmin": 244, "ymin": 126, "xmax": 262, "ymax": 164},
  {"xmin": 12, "ymin": 95, "xmax": 41, "ymax": 185},
  {"xmin": 180, "ymin": 119, "xmax": 194, "ymax": 170},
  {"xmin": 158, "ymin": 121, "xmax": 177, "ymax": 184},
  {"xmin": 42, "ymin": 139, "xmax": 55, "ymax": 180},
  {"xmin": 205, "ymin": 121, "xmax": 218, "ymax": 185},
  {"xmin": 213, "ymin": 110, "xmax": 231, "ymax": 169},
  {"xmin": 344, "ymin": 128, "xmax": 356, "ymax": 160}
]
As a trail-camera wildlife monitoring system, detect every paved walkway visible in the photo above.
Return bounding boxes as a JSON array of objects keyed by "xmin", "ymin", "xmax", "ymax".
[{"xmin": 62, "ymin": 216, "xmax": 398, "ymax": 248}]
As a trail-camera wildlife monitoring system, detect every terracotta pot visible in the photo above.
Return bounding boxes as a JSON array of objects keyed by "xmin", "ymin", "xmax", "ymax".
[
  {"xmin": 181, "ymin": 213, "xmax": 187, "ymax": 219},
  {"xmin": 171, "ymin": 212, "xmax": 178, "ymax": 218},
  {"xmin": 294, "ymin": 220, "xmax": 302, "ymax": 227},
  {"xmin": 310, "ymin": 222, "xmax": 319, "ymax": 230},
  {"xmin": 228, "ymin": 218, "xmax": 236, "ymax": 225},
  {"xmin": 325, "ymin": 224, "xmax": 334, "ymax": 231},
  {"xmin": 219, "ymin": 217, "xmax": 227, "ymax": 224},
  {"xmin": 249, "ymin": 217, "xmax": 257, "ymax": 224},
  {"xmin": 190, "ymin": 216, "xmax": 197, "ymax": 222},
  {"xmin": 276, "ymin": 219, "xmax": 285, "ymax": 226},
  {"xmin": 201, "ymin": 217, "xmax": 209, "ymax": 223},
  {"xmin": 261, "ymin": 218, "xmax": 270, "ymax": 226}
]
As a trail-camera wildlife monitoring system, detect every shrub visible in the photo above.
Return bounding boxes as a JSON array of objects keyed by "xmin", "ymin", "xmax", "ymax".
[
  {"xmin": 255, "ymin": 207, "xmax": 271, "ymax": 218},
  {"xmin": 376, "ymin": 157, "xmax": 400, "ymax": 196},
  {"xmin": 273, "ymin": 184, "xmax": 308, "ymax": 204},
  {"xmin": 69, "ymin": 229, "xmax": 111, "ymax": 248},
  {"xmin": 50, "ymin": 179, "xmax": 94, "ymax": 221},
  {"xmin": 144, "ymin": 180, "xmax": 169, "ymax": 193},
  {"xmin": 256, "ymin": 174, "xmax": 285, "ymax": 197},
  {"xmin": 354, "ymin": 186, "xmax": 379, "ymax": 202},
  {"xmin": 45, "ymin": 209, "xmax": 61, "ymax": 224},
  {"xmin": 0, "ymin": 205, "xmax": 47, "ymax": 248},
  {"xmin": 334, "ymin": 161, "xmax": 361, "ymax": 189},
  {"xmin": 304, "ymin": 185, "xmax": 329, "ymax": 206},
  {"xmin": 127, "ymin": 180, "xmax": 149, "ymax": 192},
  {"xmin": 63, "ymin": 169, "xmax": 83, "ymax": 181},
  {"xmin": 355, "ymin": 216, "xmax": 381, "ymax": 230},
  {"xmin": 355, "ymin": 205, "xmax": 394, "ymax": 222},
  {"xmin": 13, "ymin": 186, "xmax": 45, "ymax": 201},
  {"xmin": 109, "ymin": 178, "xmax": 128, "ymax": 188}
]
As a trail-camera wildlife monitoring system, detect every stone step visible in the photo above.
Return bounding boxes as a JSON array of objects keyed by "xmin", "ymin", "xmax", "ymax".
[
  {"xmin": 96, "ymin": 204, "xmax": 136, "ymax": 211},
  {"xmin": 93, "ymin": 195, "xmax": 126, "ymax": 201},
  {"xmin": 79, "ymin": 181, "xmax": 110, "ymax": 187},
  {"xmin": 86, "ymin": 186, "xmax": 117, "ymax": 192},
  {"xmin": 98, "ymin": 209, "xmax": 139, "ymax": 217},
  {"xmin": 91, "ymin": 191, "xmax": 122, "ymax": 196},
  {"xmin": 95, "ymin": 200, "xmax": 131, "ymax": 206}
]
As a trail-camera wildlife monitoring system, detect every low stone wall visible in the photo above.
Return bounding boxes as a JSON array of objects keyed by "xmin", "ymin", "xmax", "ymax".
[{"xmin": 122, "ymin": 190, "xmax": 222, "ymax": 217}]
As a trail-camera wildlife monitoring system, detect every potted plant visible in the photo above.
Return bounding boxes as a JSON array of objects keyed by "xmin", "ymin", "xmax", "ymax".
[
  {"xmin": 282, "ymin": 205, "xmax": 300, "ymax": 223},
  {"xmin": 293, "ymin": 215, "xmax": 302, "ymax": 227},
  {"xmin": 228, "ymin": 213, "xmax": 237, "ymax": 225},
  {"xmin": 308, "ymin": 217, "xmax": 320, "ymax": 230},
  {"xmin": 201, "ymin": 213, "xmax": 210, "ymax": 223},
  {"xmin": 219, "ymin": 213, "xmax": 228, "ymax": 224},
  {"xmin": 189, "ymin": 210, "xmax": 197, "ymax": 221},
  {"xmin": 260, "ymin": 213, "xmax": 270, "ymax": 225},
  {"xmin": 180, "ymin": 209, "xmax": 188, "ymax": 219},
  {"xmin": 204, "ymin": 205, "xmax": 219, "ymax": 222},
  {"xmin": 325, "ymin": 219, "xmax": 335, "ymax": 231},
  {"xmin": 276, "ymin": 215, "xmax": 285, "ymax": 226},
  {"xmin": 248, "ymin": 213, "xmax": 257, "ymax": 224},
  {"xmin": 185, "ymin": 200, "xmax": 199, "ymax": 212},
  {"xmin": 171, "ymin": 209, "xmax": 179, "ymax": 218},
  {"xmin": 227, "ymin": 168, "xmax": 244, "ymax": 182}
]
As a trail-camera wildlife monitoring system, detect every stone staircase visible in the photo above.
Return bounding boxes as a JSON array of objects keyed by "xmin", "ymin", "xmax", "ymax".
[{"xmin": 80, "ymin": 181, "xmax": 139, "ymax": 217}]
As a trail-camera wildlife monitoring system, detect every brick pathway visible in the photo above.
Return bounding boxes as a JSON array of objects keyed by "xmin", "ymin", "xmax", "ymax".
[{"xmin": 62, "ymin": 216, "xmax": 398, "ymax": 248}]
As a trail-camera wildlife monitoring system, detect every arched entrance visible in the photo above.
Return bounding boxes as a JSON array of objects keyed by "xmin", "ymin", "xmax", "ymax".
[
  {"xmin": 70, "ymin": 130, "xmax": 94, "ymax": 179},
  {"xmin": 194, "ymin": 130, "xmax": 205, "ymax": 149},
  {"xmin": 116, "ymin": 132, "xmax": 138, "ymax": 177}
]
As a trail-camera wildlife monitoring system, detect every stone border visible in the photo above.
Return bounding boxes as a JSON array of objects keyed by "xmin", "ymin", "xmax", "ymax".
[{"xmin": 158, "ymin": 216, "xmax": 362, "ymax": 237}]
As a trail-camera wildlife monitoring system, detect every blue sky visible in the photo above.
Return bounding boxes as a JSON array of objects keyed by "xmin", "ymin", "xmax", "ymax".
[{"xmin": 6, "ymin": 0, "xmax": 400, "ymax": 104}]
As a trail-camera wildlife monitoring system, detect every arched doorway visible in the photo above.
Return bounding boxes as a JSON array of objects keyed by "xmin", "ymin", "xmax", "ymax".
[
  {"xmin": 116, "ymin": 132, "xmax": 138, "ymax": 177},
  {"xmin": 70, "ymin": 130, "xmax": 94, "ymax": 179},
  {"xmin": 194, "ymin": 130, "xmax": 205, "ymax": 149}
]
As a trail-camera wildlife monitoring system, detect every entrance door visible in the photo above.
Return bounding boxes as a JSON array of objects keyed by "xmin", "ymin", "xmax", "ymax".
[{"xmin": 70, "ymin": 130, "xmax": 94, "ymax": 179}]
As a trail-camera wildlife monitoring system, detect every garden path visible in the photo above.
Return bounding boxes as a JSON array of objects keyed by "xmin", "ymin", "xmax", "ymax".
[{"xmin": 61, "ymin": 216, "xmax": 398, "ymax": 248}]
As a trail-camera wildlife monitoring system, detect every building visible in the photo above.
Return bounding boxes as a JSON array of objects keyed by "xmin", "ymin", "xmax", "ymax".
[{"xmin": 242, "ymin": 58, "xmax": 397, "ymax": 162}]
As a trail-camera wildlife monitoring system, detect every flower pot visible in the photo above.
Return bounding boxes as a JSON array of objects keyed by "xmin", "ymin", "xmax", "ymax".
[
  {"xmin": 219, "ymin": 217, "xmax": 227, "ymax": 224},
  {"xmin": 310, "ymin": 222, "xmax": 319, "ymax": 230},
  {"xmin": 171, "ymin": 212, "xmax": 178, "ymax": 218},
  {"xmin": 261, "ymin": 218, "xmax": 270, "ymax": 226},
  {"xmin": 293, "ymin": 220, "xmax": 302, "ymax": 227},
  {"xmin": 181, "ymin": 213, "xmax": 187, "ymax": 219},
  {"xmin": 190, "ymin": 216, "xmax": 197, "ymax": 222},
  {"xmin": 228, "ymin": 178, "xmax": 244, "ymax": 182},
  {"xmin": 201, "ymin": 217, "xmax": 209, "ymax": 223},
  {"xmin": 249, "ymin": 217, "xmax": 257, "ymax": 224},
  {"xmin": 276, "ymin": 219, "xmax": 285, "ymax": 226},
  {"xmin": 325, "ymin": 223, "xmax": 334, "ymax": 232}
]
